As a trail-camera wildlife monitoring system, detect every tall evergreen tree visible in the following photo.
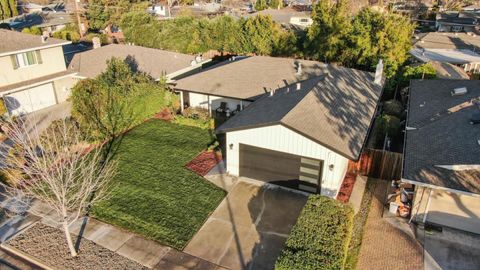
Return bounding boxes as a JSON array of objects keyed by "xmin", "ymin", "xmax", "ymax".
[{"xmin": 305, "ymin": 0, "xmax": 351, "ymax": 62}]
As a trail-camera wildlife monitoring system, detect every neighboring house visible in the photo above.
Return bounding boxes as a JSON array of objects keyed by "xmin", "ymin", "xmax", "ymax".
[
  {"xmin": 174, "ymin": 56, "xmax": 384, "ymax": 197},
  {"xmin": 146, "ymin": 4, "xmax": 171, "ymax": 17},
  {"xmin": 5, "ymin": 12, "xmax": 73, "ymax": 34},
  {"xmin": 411, "ymin": 32, "xmax": 480, "ymax": 73},
  {"xmin": 0, "ymin": 29, "xmax": 75, "ymax": 116},
  {"xmin": 436, "ymin": 11, "xmax": 478, "ymax": 32},
  {"xmin": 428, "ymin": 61, "xmax": 470, "ymax": 79},
  {"xmin": 403, "ymin": 79, "xmax": 480, "ymax": 235},
  {"xmin": 244, "ymin": 7, "xmax": 312, "ymax": 29},
  {"xmin": 67, "ymin": 44, "xmax": 210, "ymax": 82}
]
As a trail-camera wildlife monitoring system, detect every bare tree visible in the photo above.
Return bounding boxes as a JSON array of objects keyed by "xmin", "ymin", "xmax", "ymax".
[{"xmin": 1, "ymin": 118, "xmax": 117, "ymax": 257}]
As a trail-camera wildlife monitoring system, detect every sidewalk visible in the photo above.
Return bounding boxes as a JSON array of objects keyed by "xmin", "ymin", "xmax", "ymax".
[
  {"xmin": 0, "ymin": 198, "xmax": 226, "ymax": 269},
  {"xmin": 356, "ymin": 179, "xmax": 423, "ymax": 270}
]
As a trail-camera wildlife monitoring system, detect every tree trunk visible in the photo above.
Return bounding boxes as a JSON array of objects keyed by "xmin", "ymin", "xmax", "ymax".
[{"xmin": 62, "ymin": 221, "xmax": 77, "ymax": 257}]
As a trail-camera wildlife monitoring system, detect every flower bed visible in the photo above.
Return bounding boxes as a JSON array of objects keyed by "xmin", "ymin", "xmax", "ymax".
[
  {"xmin": 185, "ymin": 151, "xmax": 222, "ymax": 176},
  {"xmin": 336, "ymin": 172, "xmax": 357, "ymax": 203}
]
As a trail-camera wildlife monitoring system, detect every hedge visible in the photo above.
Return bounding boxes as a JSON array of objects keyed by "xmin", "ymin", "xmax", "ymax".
[{"xmin": 275, "ymin": 196, "xmax": 354, "ymax": 270}]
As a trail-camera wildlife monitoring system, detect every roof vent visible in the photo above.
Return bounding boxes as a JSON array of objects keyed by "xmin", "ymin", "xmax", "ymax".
[
  {"xmin": 296, "ymin": 82, "xmax": 301, "ymax": 91},
  {"xmin": 41, "ymin": 31, "xmax": 48, "ymax": 43},
  {"xmin": 270, "ymin": 89, "xmax": 275, "ymax": 96},
  {"xmin": 451, "ymin": 87, "xmax": 467, "ymax": 96}
]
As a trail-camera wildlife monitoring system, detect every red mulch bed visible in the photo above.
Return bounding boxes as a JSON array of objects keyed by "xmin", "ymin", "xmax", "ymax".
[
  {"xmin": 185, "ymin": 151, "xmax": 222, "ymax": 176},
  {"xmin": 153, "ymin": 108, "xmax": 174, "ymax": 121},
  {"xmin": 336, "ymin": 172, "xmax": 357, "ymax": 203}
]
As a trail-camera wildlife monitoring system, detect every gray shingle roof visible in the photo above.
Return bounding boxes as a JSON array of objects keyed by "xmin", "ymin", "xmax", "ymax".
[
  {"xmin": 403, "ymin": 79, "xmax": 480, "ymax": 194},
  {"xmin": 0, "ymin": 29, "xmax": 69, "ymax": 56},
  {"xmin": 217, "ymin": 65, "xmax": 383, "ymax": 160},
  {"xmin": 174, "ymin": 56, "xmax": 328, "ymax": 100},
  {"xmin": 414, "ymin": 32, "xmax": 480, "ymax": 51},
  {"xmin": 68, "ymin": 44, "xmax": 196, "ymax": 79}
]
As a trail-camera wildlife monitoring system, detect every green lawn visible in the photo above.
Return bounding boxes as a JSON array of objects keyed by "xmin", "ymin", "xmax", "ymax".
[{"xmin": 92, "ymin": 119, "xmax": 226, "ymax": 249}]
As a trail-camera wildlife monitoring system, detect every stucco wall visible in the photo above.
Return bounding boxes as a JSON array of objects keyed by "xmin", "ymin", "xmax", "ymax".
[
  {"xmin": 226, "ymin": 124, "xmax": 349, "ymax": 198},
  {"xmin": 0, "ymin": 46, "xmax": 67, "ymax": 87},
  {"xmin": 412, "ymin": 186, "xmax": 480, "ymax": 234},
  {"xmin": 53, "ymin": 76, "xmax": 77, "ymax": 103}
]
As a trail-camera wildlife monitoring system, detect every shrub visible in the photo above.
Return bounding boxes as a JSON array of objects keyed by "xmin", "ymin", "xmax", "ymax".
[
  {"xmin": 181, "ymin": 107, "xmax": 210, "ymax": 121},
  {"xmin": 22, "ymin": 26, "xmax": 42, "ymax": 35},
  {"xmin": 383, "ymin": 99, "xmax": 404, "ymax": 118},
  {"xmin": 276, "ymin": 196, "xmax": 354, "ymax": 270},
  {"xmin": 85, "ymin": 32, "xmax": 109, "ymax": 45},
  {"xmin": 53, "ymin": 24, "xmax": 80, "ymax": 43}
]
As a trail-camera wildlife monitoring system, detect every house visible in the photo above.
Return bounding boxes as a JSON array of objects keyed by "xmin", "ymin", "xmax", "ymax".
[
  {"xmin": 67, "ymin": 44, "xmax": 210, "ymax": 82},
  {"xmin": 244, "ymin": 7, "xmax": 312, "ymax": 29},
  {"xmin": 411, "ymin": 32, "xmax": 480, "ymax": 73},
  {"xmin": 174, "ymin": 56, "xmax": 384, "ymax": 197},
  {"xmin": 428, "ymin": 61, "xmax": 470, "ymax": 79},
  {"xmin": 0, "ymin": 29, "xmax": 75, "ymax": 116},
  {"xmin": 5, "ymin": 12, "xmax": 73, "ymax": 34},
  {"xmin": 403, "ymin": 79, "xmax": 480, "ymax": 235},
  {"xmin": 436, "ymin": 11, "xmax": 478, "ymax": 32}
]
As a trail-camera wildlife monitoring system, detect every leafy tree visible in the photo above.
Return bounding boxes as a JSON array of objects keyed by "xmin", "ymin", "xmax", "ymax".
[
  {"xmin": 52, "ymin": 24, "xmax": 81, "ymax": 42},
  {"xmin": 210, "ymin": 16, "xmax": 246, "ymax": 54},
  {"xmin": 21, "ymin": 26, "xmax": 42, "ymax": 35},
  {"xmin": 0, "ymin": 0, "xmax": 17, "ymax": 20},
  {"xmin": 71, "ymin": 57, "xmax": 170, "ymax": 142},
  {"xmin": 242, "ymin": 15, "xmax": 283, "ymax": 55},
  {"xmin": 86, "ymin": 0, "xmax": 148, "ymax": 31},
  {"xmin": 254, "ymin": 0, "xmax": 268, "ymax": 11},
  {"xmin": 305, "ymin": 0, "xmax": 351, "ymax": 62},
  {"xmin": 342, "ymin": 8, "xmax": 414, "ymax": 78}
]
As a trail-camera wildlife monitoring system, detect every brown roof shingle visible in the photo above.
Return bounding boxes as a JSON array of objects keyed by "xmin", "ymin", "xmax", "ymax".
[
  {"xmin": 68, "ymin": 44, "xmax": 197, "ymax": 79},
  {"xmin": 217, "ymin": 65, "xmax": 383, "ymax": 160},
  {"xmin": 0, "ymin": 29, "xmax": 69, "ymax": 56},
  {"xmin": 174, "ymin": 56, "xmax": 328, "ymax": 100}
]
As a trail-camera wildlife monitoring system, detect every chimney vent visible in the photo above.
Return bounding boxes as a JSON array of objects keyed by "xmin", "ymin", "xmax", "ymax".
[
  {"xmin": 374, "ymin": 59, "xmax": 383, "ymax": 85},
  {"xmin": 270, "ymin": 89, "xmax": 275, "ymax": 96},
  {"xmin": 296, "ymin": 82, "xmax": 301, "ymax": 90},
  {"xmin": 92, "ymin": 37, "xmax": 101, "ymax": 49},
  {"xmin": 296, "ymin": 62, "xmax": 302, "ymax": 75}
]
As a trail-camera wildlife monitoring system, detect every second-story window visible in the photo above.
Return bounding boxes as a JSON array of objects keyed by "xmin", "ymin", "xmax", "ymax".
[{"xmin": 11, "ymin": 50, "xmax": 42, "ymax": 69}]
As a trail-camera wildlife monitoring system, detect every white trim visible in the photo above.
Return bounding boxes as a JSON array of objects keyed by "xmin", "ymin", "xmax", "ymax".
[
  {"xmin": 0, "ymin": 73, "xmax": 77, "ymax": 96},
  {"xmin": 0, "ymin": 41, "xmax": 71, "ymax": 58},
  {"xmin": 165, "ymin": 59, "xmax": 211, "ymax": 83},
  {"xmin": 401, "ymin": 178, "xmax": 480, "ymax": 197},
  {"xmin": 422, "ymin": 189, "xmax": 433, "ymax": 223}
]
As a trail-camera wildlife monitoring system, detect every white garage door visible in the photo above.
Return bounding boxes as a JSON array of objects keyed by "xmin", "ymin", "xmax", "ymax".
[{"xmin": 5, "ymin": 83, "xmax": 57, "ymax": 116}]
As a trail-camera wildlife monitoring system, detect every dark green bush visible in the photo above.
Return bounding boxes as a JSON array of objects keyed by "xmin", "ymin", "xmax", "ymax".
[
  {"xmin": 276, "ymin": 196, "xmax": 354, "ymax": 270},
  {"xmin": 383, "ymin": 99, "xmax": 404, "ymax": 118}
]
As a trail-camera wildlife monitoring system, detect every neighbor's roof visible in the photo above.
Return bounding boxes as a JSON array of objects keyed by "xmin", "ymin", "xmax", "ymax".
[
  {"xmin": 244, "ymin": 7, "xmax": 311, "ymax": 24},
  {"xmin": 413, "ymin": 32, "xmax": 480, "ymax": 51},
  {"xmin": 410, "ymin": 48, "xmax": 480, "ymax": 64},
  {"xmin": 174, "ymin": 56, "xmax": 328, "ymax": 100},
  {"xmin": 0, "ymin": 29, "xmax": 69, "ymax": 56},
  {"xmin": 217, "ymin": 65, "xmax": 383, "ymax": 160},
  {"xmin": 68, "ymin": 44, "xmax": 196, "ymax": 78},
  {"xmin": 428, "ymin": 61, "xmax": 470, "ymax": 79},
  {"xmin": 403, "ymin": 79, "xmax": 480, "ymax": 194}
]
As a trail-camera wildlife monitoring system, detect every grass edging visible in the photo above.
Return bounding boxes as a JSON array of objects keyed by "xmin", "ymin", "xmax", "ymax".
[
  {"xmin": 344, "ymin": 178, "xmax": 377, "ymax": 270},
  {"xmin": 1, "ymin": 243, "xmax": 54, "ymax": 270}
]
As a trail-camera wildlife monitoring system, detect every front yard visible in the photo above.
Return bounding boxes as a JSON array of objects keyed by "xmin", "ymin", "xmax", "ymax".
[{"xmin": 92, "ymin": 119, "xmax": 226, "ymax": 249}]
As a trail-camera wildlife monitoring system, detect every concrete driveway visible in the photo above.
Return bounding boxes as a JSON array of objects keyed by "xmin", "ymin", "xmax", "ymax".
[
  {"xmin": 184, "ymin": 180, "xmax": 308, "ymax": 270},
  {"xmin": 423, "ymin": 226, "xmax": 480, "ymax": 270}
]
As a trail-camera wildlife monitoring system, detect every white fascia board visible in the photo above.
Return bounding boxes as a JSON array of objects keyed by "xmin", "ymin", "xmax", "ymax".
[
  {"xmin": 0, "ymin": 41, "xmax": 72, "ymax": 57},
  {"xmin": 0, "ymin": 73, "xmax": 77, "ymax": 95},
  {"xmin": 401, "ymin": 178, "xmax": 480, "ymax": 197}
]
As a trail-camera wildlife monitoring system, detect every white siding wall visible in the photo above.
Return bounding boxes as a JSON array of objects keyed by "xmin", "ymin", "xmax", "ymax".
[
  {"xmin": 226, "ymin": 125, "xmax": 349, "ymax": 198},
  {"xmin": 187, "ymin": 92, "xmax": 251, "ymax": 112}
]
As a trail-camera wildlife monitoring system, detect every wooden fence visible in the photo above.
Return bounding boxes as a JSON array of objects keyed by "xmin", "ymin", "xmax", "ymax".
[{"xmin": 348, "ymin": 148, "xmax": 403, "ymax": 180}]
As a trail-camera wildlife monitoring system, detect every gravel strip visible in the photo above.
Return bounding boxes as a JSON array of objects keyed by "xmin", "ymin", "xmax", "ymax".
[{"xmin": 7, "ymin": 223, "xmax": 147, "ymax": 270}]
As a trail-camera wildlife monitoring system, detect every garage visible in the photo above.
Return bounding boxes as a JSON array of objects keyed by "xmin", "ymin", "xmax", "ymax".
[
  {"xmin": 5, "ymin": 83, "xmax": 57, "ymax": 116},
  {"xmin": 239, "ymin": 144, "xmax": 323, "ymax": 193}
]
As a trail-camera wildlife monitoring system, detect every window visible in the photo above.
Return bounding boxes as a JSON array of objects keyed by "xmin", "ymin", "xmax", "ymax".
[
  {"xmin": 300, "ymin": 18, "xmax": 309, "ymax": 23},
  {"xmin": 11, "ymin": 50, "xmax": 42, "ymax": 69}
]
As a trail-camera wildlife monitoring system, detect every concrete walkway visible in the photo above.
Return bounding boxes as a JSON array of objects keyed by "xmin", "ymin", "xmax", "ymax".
[
  {"xmin": 356, "ymin": 179, "xmax": 423, "ymax": 270},
  {"xmin": 0, "ymin": 198, "xmax": 225, "ymax": 269}
]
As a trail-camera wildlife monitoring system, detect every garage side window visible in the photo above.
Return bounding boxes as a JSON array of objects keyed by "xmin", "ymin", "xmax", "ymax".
[{"xmin": 10, "ymin": 50, "xmax": 42, "ymax": 69}]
